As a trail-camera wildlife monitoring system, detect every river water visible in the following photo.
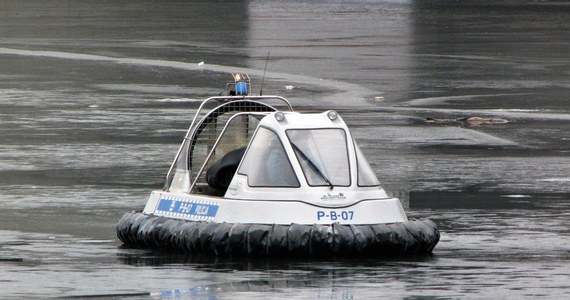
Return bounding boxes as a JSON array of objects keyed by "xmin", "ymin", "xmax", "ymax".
[{"xmin": 1, "ymin": 0, "xmax": 569, "ymax": 298}]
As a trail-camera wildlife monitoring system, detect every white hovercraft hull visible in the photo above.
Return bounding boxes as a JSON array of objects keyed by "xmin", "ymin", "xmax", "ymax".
[
  {"xmin": 116, "ymin": 190, "xmax": 440, "ymax": 256},
  {"xmin": 115, "ymin": 86, "xmax": 440, "ymax": 257},
  {"xmin": 142, "ymin": 191, "xmax": 408, "ymax": 225}
]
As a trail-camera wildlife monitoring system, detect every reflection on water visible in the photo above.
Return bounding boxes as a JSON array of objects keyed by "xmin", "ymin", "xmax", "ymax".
[
  {"xmin": 1, "ymin": 0, "xmax": 569, "ymax": 298},
  {"xmin": 2, "ymin": 212, "xmax": 568, "ymax": 299}
]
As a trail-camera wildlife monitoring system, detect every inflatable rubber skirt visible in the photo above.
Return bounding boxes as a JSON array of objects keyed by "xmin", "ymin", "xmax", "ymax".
[{"xmin": 116, "ymin": 211, "xmax": 440, "ymax": 256}]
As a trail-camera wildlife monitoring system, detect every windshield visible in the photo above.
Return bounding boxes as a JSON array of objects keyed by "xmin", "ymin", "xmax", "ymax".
[{"xmin": 286, "ymin": 129, "xmax": 350, "ymax": 187}]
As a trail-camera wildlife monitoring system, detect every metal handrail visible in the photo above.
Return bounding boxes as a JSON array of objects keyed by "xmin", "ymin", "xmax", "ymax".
[
  {"xmin": 163, "ymin": 95, "xmax": 293, "ymax": 191},
  {"xmin": 188, "ymin": 111, "xmax": 271, "ymax": 194}
]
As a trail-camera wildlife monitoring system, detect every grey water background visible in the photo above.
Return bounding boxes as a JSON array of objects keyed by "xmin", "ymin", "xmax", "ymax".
[{"xmin": 1, "ymin": 0, "xmax": 569, "ymax": 298}]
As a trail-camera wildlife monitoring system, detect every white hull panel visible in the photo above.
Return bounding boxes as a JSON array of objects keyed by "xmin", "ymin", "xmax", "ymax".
[{"xmin": 143, "ymin": 191, "xmax": 408, "ymax": 225}]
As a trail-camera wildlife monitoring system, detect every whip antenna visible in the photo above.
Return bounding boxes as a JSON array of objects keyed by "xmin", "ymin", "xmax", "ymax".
[{"xmin": 259, "ymin": 51, "xmax": 270, "ymax": 96}]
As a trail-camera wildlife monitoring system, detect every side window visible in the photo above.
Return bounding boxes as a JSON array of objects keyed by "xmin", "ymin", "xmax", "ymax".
[
  {"xmin": 238, "ymin": 127, "xmax": 300, "ymax": 187},
  {"xmin": 354, "ymin": 141, "xmax": 380, "ymax": 186}
]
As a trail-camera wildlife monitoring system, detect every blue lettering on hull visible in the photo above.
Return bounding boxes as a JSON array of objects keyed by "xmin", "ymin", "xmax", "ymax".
[
  {"xmin": 316, "ymin": 210, "xmax": 354, "ymax": 221},
  {"xmin": 156, "ymin": 197, "xmax": 219, "ymax": 220}
]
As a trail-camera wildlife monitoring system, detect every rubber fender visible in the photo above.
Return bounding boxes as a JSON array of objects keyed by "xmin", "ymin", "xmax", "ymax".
[
  {"xmin": 287, "ymin": 224, "xmax": 312, "ymax": 255},
  {"xmin": 199, "ymin": 222, "xmax": 221, "ymax": 254},
  {"xmin": 225, "ymin": 223, "xmax": 250, "ymax": 256},
  {"xmin": 370, "ymin": 223, "xmax": 397, "ymax": 255},
  {"xmin": 211, "ymin": 222, "xmax": 233, "ymax": 256},
  {"xmin": 309, "ymin": 224, "xmax": 334, "ymax": 255},
  {"xmin": 116, "ymin": 212, "xmax": 440, "ymax": 257},
  {"xmin": 247, "ymin": 224, "xmax": 272, "ymax": 256},
  {"xmin": 267, "ymin": 224, "xmax": 289, "ymax": 256},
  {"xmin": 351, "ymin": 225, "xmax": 377, "ymax": 254},
  {"xmin": 403, "ymin": 220, "xmax": 427, "ymax": 254},
  {"xmin": 179, "ymin": 222, "xmax": 199, "ymax": 252},
  {"xmin": 332, "ymin": 223, "xmax": 355, "ymax": 254}
]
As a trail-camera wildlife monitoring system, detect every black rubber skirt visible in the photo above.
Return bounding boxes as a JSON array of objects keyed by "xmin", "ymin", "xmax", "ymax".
[{"xmin": 116, "ymin": 211, "xmax": 440, "ymax": 257}]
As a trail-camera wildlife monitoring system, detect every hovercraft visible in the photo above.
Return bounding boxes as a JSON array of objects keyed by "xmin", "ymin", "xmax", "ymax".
[{"xmin": 117, "ymin": 73, "xmax": 440, "ymax": 256}]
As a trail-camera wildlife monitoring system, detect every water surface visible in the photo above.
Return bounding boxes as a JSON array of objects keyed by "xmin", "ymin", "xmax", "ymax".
[{"xmin": 1, "ymin": 0, "xmax": 569, "ymax": 298}]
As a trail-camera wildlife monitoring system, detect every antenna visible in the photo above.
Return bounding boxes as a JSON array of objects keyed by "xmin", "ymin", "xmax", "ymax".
[{"xmin": 259, "ymin": 51, "xmax": 270, "ymax": 96}]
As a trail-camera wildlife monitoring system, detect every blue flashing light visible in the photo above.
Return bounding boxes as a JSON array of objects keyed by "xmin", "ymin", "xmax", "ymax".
[{"xmin": 235, "ymin": 81, "xmax": 248, "ymax": 95}]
